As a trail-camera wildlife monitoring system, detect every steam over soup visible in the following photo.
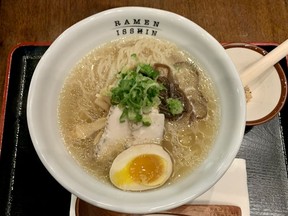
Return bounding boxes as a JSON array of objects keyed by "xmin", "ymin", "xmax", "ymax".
[{"xmin": 58, "ymin": 36, "xmax": 220, "ymax": 191}]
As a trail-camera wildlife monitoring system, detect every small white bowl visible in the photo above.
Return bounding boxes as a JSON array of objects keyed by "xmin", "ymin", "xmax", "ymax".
[
  {"xmin": 27, "ymin": 7, "xmax": 246, "ymax": 214},
  {"xmin": 224, "ymin": 43, "xmax": 287, "ymax": 126}
]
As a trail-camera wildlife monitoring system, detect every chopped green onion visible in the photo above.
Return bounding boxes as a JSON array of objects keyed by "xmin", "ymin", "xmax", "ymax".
[
  {"xmin": 137, "ymin": 64, "xmax": 159, "ymax": 79},
  {"xmin": 167, "ymin": 98, "xmax": 184, "ymax": 115},
  {"xmin": 142, "ymin": 115, "xmax": 152, "ymax": 126},
  {"xmin": 110, "ymin": 62, "xmax": 163, "ymax": 125}
]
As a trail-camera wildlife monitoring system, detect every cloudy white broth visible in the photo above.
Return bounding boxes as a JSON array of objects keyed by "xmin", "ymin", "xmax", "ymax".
[{"xmin": 58, "ymin": 36, "xmax": 220, "ymax": 190}]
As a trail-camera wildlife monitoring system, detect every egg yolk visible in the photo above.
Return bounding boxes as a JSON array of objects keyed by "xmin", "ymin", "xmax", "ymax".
[{"xmin": 128, "ymin": 154, "xmax": 165, "ymax": 185}]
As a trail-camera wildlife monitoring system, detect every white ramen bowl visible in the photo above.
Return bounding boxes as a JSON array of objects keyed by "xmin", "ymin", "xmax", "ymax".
[{"xmin": 27, "ymin": 7, "xmax": 246, "ymax": 214}]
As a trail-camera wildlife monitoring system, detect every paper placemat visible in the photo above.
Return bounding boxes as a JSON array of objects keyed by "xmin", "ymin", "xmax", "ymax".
[{"xmin": 192, "ymin": 158, "xmax": 249, "ymax": 215}]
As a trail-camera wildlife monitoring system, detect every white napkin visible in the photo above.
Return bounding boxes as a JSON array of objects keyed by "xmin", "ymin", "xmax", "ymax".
[
  {"xmin": 69, "ymin": 158, "xmax": 250, "ymax": 216},
  {"xmin": 191, "ymin": 158, "xmax": 250, "ymax": 216}
]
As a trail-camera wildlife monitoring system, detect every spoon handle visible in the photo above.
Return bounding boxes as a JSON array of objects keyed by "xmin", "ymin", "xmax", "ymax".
[{"xmin": 241, "ymin": 39, "xmax": 288, "ymax": 86}]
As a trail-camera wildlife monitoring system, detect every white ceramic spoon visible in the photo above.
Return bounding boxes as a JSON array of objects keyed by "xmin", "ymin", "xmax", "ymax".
[{"xmin": 241, "ymin": 39, "xmax": 288, "ymax": 87}]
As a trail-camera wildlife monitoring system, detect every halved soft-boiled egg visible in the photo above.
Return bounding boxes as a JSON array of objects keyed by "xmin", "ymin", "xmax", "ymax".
[{"xmin": 109, "ymin": 144, "xmax": 173, "ymax": 191}]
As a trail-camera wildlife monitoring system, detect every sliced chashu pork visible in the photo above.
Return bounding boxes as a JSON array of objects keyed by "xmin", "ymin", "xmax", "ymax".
[{"xmin": 95, "ymin": 106, "xmax": 165, "ymax": 159}]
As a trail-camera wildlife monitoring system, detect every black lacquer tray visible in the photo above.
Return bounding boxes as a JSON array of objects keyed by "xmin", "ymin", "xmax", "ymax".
[{"xmin": 0, "ymin": 44, "xmax": 288, "ymax": 216}]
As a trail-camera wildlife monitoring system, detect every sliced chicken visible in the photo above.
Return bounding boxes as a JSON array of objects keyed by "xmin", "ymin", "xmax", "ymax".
[
  {"xmin": 95, "ymin": 107, "xmax": 165, "ymax": 159},
  {"xmin": 131, "ymin": 109, "xmax": 165, "ymax": 145},
  {"xmin": 95, "ymin": 106, "xmax": 131, "ymax": 159}
]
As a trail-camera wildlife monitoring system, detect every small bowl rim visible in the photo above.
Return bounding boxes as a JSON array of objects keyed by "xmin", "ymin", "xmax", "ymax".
[{"xmin": 223, "ymin": 42, "xmax": 288, "ymax": 126}]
